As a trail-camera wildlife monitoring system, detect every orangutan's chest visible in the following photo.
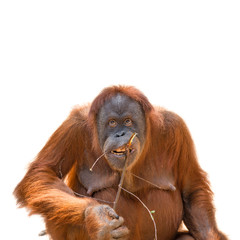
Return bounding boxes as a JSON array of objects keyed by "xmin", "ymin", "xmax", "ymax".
[{"xmin": 93, "ymin": 187, "xmax": 183, "ymax": 240}]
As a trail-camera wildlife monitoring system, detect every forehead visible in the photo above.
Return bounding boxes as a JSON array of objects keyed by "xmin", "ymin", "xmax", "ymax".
[{"xmin": 98, "ymin": 94, "xmax": 144, "ymax": 118}]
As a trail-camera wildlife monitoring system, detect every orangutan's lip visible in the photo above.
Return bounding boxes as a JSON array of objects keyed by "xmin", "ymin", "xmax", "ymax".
[{"xmin": 110, "ymin": 147, "xmax": 135, "ymax": 156}]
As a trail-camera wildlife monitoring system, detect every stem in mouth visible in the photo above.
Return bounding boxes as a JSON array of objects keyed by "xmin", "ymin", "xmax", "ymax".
[
  {"xmin": 111, "ymin": 148, "xmax": 134, "ymax": 155},
  {"xmin": 113, "ymin": 132, "xmax": 137, "ymax": 210}
]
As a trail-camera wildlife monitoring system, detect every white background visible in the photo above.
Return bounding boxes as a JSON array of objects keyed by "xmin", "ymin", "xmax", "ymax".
[{"xmin": 0, "ymin": 1, "xmax": 239, "ymax": 239}]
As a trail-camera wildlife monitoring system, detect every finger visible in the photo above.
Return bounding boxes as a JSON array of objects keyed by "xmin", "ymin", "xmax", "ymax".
[
  {"xmin": 107, "ymin": 207, "xmax": 119, "ymax": 219},
  {"xmin": 109, "ymin": 216, "xmax": 124, "ymax": 229},
  {"xmin": 111, "ymin": 226, "xmax": 129, "ymax": 238}
]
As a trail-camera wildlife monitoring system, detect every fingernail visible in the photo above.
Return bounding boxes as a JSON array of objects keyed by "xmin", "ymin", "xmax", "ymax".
[{"xmin": 110, "ymin": 211, "xmax": 119, "ymax": 219}]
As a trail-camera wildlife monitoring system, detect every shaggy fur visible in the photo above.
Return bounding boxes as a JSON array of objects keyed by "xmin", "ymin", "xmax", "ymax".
[{"xmin": 14, "ymin": 86, "xmax": 227, "ymax": 240}]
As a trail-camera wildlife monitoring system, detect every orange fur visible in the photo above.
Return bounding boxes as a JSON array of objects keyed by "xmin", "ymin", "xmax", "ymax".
[{"xmin": 14, "ymin": 86, "xmax": 227, "ymax": 240}]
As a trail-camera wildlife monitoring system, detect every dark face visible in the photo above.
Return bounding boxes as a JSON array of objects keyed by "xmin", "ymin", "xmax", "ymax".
[{"xmin": 97, "ymin": 94, "xmax": 146, "ymax": 170}]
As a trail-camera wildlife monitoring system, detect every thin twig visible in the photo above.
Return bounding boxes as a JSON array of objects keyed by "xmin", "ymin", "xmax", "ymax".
[
  {"xmin": 113, "ymin": 149, "xmax": 129, "ymax": 210},
  {"xmin": 131, "ymin": 173, "xmax": 162, "ymax": 189},
  {"xmin": 113, "ymin": 133, "xmax": 137, "ymax": 210},
  {"xmin": 120, "ymin": 186, "xmax": 158, "ymax": 240},
  {"xmin": 130, "ymin": 173, "xmax": 176, "ymax": 191},
  {"xmin": 58, "ymin": 134, "xmax": 158, "ymax": 239},
  {"xmin": 58, "ymin": 157, "xmax": 114, "ymax": 204},
  {"xmin": 89, "ymin": 152, "xmax": 106, "ymax": 172}
]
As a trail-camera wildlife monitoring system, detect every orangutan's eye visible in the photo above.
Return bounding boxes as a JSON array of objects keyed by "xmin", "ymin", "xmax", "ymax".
[
  {"xmin": 124, "ymin": 118, "xmax": 132, "ymax": 127},
  {"xmin": 109, "ymin": 119, "xmax": 117, "ymax": 128}
]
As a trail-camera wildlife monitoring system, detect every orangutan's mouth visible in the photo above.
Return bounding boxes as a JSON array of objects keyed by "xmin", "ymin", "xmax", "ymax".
[{"xmin": 111, "ymin": 146, "xmax": 135, "ymax": 156}]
